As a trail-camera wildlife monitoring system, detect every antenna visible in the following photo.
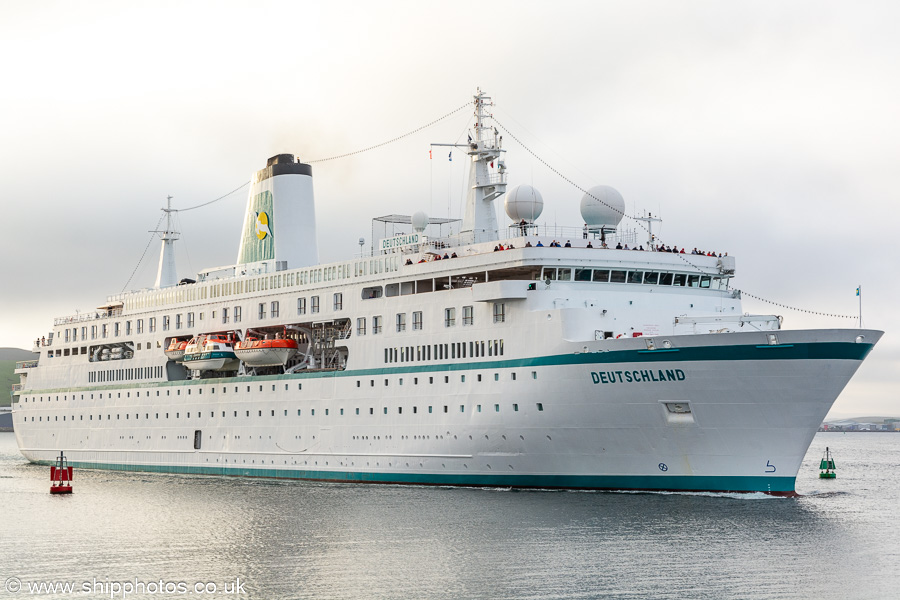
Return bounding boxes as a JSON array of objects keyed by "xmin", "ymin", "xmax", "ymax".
[
  {"xmin": 633, "ymin": 211, "xmax": 662, "ymax": 250},
  {"xmin": 153, "ymin": 195, "xmax": 180, "ymax": 288}
]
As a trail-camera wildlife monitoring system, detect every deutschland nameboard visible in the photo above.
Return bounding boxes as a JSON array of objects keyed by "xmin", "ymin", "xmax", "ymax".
[{"xmin": 380, "ymin": 233, "xmax": 425, "ymax": 252}]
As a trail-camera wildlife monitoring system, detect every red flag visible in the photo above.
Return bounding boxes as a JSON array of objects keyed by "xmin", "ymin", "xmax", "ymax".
[{"xmin": 429, "ymin": 150, "xmax": 432, "ymax": 159}]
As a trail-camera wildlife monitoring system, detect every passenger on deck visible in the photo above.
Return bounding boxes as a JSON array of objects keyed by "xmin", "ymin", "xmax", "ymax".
[
  {"xmin": 525, "ymin": 241, "xmax": 532, "ymax": 247},
  {"xmin": 443, "ymin": 253, "xmax": 450, "ymax": 259},
  {"xmin": 536, "ymin": 240, "xmax": 544, "ymax": 247},
  {"xmin": 615, "ymin": 242, "xmax": 623, "ymax": 249},
  {"xmin": 564, "ymin": 240, "xmax": 572, "ymax": 247},
  {"xmin": 405, "ymin": 258, "xmax": 413, "ymax": 265},
  {"xmin": 586, "ymin": 241, "xmax": 593, "ymax": 248},
  {"xmin": 451, "ymin": 252, "xmax": 458, "ymax": 258},
  {"xmin": 494, "ymin": 245, "xmax": 500, "ymax": 252}
]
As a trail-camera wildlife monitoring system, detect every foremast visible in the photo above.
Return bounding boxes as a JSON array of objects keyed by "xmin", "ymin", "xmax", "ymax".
[
  {"xmin": 153, "ymin": 195, "xmax": 179, "ymax": 288},
  {"xmin": 450, "ymin": 89, "xmax": 507, "ymax": 244}
]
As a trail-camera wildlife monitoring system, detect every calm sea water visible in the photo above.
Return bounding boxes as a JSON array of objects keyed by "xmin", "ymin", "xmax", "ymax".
[{"xmin": 1, "ymin": 432, "xmax": 897, "ymax": 600}]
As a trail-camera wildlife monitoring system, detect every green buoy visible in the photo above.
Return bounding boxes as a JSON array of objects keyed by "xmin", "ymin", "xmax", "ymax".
[{"xmin": 819, "ymin": 446, "xmax": 836, "ymax": 479}]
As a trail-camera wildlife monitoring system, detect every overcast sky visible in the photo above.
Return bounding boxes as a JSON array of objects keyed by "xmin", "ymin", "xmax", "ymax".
[{"xmin": 1, "ymin": 1, "xmax": 896, "ymax": 418}]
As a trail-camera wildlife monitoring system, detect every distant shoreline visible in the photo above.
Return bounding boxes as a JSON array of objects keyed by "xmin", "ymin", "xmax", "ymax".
[{"xmin": 819, "ymin": 429, "xmax": 899, "ymax": 433}]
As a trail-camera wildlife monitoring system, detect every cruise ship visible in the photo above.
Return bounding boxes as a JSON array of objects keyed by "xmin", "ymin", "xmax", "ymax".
[{"xmin": 11, "ymin": 90, "xmax": 881, "ymax": 495}]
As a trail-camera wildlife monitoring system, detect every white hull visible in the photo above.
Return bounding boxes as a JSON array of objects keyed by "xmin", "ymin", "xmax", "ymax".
[{"xmin": 13, "ymin": 329, "xmax": 878, "ymax": 494}]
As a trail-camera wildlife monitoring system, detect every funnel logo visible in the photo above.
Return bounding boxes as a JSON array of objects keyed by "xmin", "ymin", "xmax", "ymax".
[
  {"xmin": 255, "ymin": 211, "xmax": 272, "ymax": 240},
  {"xmin": 238, "ymin": 190, "xmax": 274, "ymax": 264}
]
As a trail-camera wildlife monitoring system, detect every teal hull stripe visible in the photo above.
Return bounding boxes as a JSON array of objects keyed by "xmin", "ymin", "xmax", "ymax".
[
  {"xmin": 183, "ymin": 351, "xmax": 236, "ymax": 362},
  {"xmin": 23, "ymin": 341, "xmax": 874, "ymax": 394},
  {"xmin": 34, "ymin": 459, "xmax": 797, "ymax": 494}
]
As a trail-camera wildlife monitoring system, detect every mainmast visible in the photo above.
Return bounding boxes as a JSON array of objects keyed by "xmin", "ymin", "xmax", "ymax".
[
  {"xmin": 153, "ymin": 195, "xmax": 180, "ymax": 288},
  {"xmin": 434, "ymin": 88, "xmax": 507, "ymax": 244}
]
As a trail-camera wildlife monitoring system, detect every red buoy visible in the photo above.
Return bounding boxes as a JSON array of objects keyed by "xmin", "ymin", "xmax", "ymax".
[{"xmin": 50, "ymin": 451, "xmax": 73, "ymax": 494}]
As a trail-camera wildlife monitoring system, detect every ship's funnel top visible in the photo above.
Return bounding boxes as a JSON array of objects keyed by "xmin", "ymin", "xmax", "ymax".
[
  {"xmin": 237, "ymin": 154, "xmax": 318, "ymax": 268},
  {"xmin": 253, "ymin": 154, "xmax": 313, "ymax": 184},
  {"xmin": 268, "ymin": 154, "xmax": 296, "ymax": 167}
]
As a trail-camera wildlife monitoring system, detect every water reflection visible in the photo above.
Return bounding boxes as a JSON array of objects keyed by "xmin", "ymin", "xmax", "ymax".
[{"xmin": 1, "ymin": 433, "xmax": 897, "ymax": 600}]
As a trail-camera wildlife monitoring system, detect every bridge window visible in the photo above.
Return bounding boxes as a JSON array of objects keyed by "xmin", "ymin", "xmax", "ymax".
[{"xmin": 493, "ymin": 303, "xmax": 506, "ymax": 324}]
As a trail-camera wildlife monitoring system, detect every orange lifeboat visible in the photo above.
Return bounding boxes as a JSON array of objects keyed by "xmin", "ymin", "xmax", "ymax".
[
  {"xmin": 164, "ymin": 339, "xmax": 188, "ymax": 362},
  {"xmin": 234, "ymin": 335, "xmax": 299, "ymax": 367}
]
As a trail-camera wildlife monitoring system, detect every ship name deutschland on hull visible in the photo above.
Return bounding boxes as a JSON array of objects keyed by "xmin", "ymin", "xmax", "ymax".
[{"xmin": 590, "ymin": 369, "xmax": 687, "ymax": 384}]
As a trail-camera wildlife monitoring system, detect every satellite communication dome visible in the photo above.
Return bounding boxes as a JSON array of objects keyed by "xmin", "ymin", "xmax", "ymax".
[
  {"xmin": 504, "ymin": 184, "xmax": 544, "ymax": 223},
  {"xmin": 411, "ymin": 211, "xmax": 429, "ymax": 233},
  {"xmin": 580, "ymin": 185, "xmax": 625, "ymax": 229}
]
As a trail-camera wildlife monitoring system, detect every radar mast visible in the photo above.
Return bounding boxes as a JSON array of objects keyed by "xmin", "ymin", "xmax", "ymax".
[{"xmin": 153, "ymin": 195, "xmax": 180, "ymax": 288}]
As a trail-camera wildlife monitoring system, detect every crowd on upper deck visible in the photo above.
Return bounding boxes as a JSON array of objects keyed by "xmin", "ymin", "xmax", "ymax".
[{"xmin": 401, "ymin": 238, "xmax": 727, "ymax": 266}]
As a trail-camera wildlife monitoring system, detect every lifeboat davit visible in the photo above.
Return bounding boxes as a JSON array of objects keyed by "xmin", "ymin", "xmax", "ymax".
[
  {"xmin": 165, "ymin": 339, "xmax": 188, "ymax": 362},
  {"xmin": 182, "ymin": 334, "xmax": 239, "ymax": 371},
  {"xmin": 234, "ymin": 336, "xmax": 299, "ymax": 367}
]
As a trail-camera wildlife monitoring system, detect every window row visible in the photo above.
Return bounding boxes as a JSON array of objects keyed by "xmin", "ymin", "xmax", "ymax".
[
  {"xmin": 542, "ymin": 267, "xmax": 728, "ymax": 290},
  {"xmin": 88, "ymin": 365, "xmax": 163, "ymax": 383},
  {"xmin": 385, "ymin": 339, "xmax": 505, "ymax": 363},
  {"xmin": 354, "ymin": 304, "xmax": 507, "ymax": 337},
  {"xmin": 22, "ymin": 402, "xmax": 545, "ymax": 423},
  {"xmin": 122, "ymin": 256, "xmax": 401, "ymax": 312}
]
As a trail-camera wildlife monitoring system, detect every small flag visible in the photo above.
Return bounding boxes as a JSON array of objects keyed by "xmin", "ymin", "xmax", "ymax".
[
  {"xmin": 429, "ymin": 149, "xmax": 432, "ymax": 159},
  {"xmin": 468, "ymin": 134, "xmax": 472, "ymax": 142},
  {"xmin": 856, "ymin": 287, "xmax": 860, "ymax": 296},
  {"xmin": 448, "ymin": 151, "xmax": 452, "ymax": 162}
]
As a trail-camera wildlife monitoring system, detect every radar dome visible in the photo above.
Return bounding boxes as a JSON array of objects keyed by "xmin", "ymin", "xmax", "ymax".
[
  {"xmin": 411, "ymin": 211, "xmax": 429, "ymax": 233},
  {"xmin": 504, "ymin": 184, "xmax": 544, "ymax": 223},
  {"xmin": 580, "ymin": 185, "xmax": 625, "ymax": 229}
]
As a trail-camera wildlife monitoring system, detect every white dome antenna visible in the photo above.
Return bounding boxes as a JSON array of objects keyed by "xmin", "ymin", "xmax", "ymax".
[
  {"xmin": 505, "ymin": 184, "xmax": 544, "ymax": 223},
  {"xmin": 580, "ymin": 185, "xmax": 625, "ymax": 230},
  {"xmin": 411, "ymin": 211, "xmax": 429, "ymax": 233}
]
